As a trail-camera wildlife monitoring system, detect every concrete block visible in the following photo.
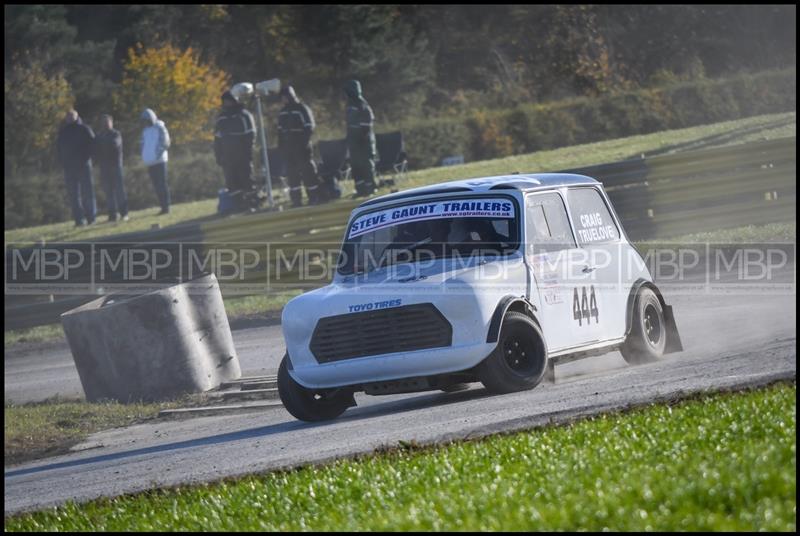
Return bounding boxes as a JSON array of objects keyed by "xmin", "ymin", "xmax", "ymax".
[{"xmin": 61, "ymin": 273, "xmax": 241, "ymax": 403}]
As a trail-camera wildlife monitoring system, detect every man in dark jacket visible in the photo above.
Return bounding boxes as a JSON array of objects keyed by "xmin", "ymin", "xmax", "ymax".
[
  {"xmin": 213, "ymin": 91, "xmax": 256, "ymax": 198},
  {"xmin": 94, "ymin": 114, "xmax": 129, "ymax": 222},
  {"xmin": 344, "ymin": 80, "xmax": 377, "ymax": 197},
  {"xmin": 57, "ymin": 109, "xmax": 96, "ymax": 226},
  {"xmin": 278, "ymin": 85, "xmax": 324, "ymax": 207}
]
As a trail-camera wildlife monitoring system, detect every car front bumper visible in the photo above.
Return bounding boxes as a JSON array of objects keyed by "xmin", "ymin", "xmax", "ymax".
[{"xmin": 287, "ymin": 340, "xmax": 497, "ymax": 389}]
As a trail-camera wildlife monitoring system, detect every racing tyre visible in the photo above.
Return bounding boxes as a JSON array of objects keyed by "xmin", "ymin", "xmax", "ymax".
[
  {"xmin": 478, "ymin": 312, "xmax": 548, "ymax": 394},
  {"xmin": 277, "ymin": 355, "xmax": 353, "ymax": 422},
  {"xmin": 620, "ymin": 287, "xmax": 667, "ymax": 365}
]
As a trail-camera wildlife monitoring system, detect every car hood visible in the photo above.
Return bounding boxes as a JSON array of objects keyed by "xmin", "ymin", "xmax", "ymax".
[{"xmin": 282, "ymin": 253, "xmax": 525, "ymax": 326}]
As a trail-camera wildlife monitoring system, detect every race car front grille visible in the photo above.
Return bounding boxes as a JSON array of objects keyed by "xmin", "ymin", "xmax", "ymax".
[{"xmin": 310, "ymin": 303, "xmax": 452, "ymax": 363}]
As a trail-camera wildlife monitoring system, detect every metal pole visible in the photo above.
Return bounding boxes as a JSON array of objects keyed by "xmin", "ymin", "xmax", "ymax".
[{"xmin": 254, "ymin": 94, "xmax": 274, "ymax": 208}]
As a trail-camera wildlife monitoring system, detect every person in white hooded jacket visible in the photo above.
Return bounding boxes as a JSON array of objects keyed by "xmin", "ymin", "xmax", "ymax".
[{"xmin": 140, "ymin": 108, "xmax": 171, "ymax": 214}]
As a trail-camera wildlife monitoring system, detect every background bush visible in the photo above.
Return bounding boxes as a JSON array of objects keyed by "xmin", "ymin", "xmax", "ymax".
[
  {"xmin": 398, "ymin": 68, "xmax": 796, "ymax": 168},
  {"xmin": 4, "ymin": 60, "xmax": 74, "ymax": 174},
  {"xmin": 112, "ymin": 44, "xmax": 229, "ymax": 147}
]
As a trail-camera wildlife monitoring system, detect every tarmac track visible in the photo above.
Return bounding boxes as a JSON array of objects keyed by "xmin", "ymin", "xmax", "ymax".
[{"xmin": 3, "ymin": 263, "xmax": 796, "ymax": 514}]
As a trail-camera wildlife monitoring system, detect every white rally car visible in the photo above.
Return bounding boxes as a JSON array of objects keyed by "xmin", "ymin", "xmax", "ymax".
[{"xmin": 279, "ymin": 173, "xmax": 682, "ymax": 421}]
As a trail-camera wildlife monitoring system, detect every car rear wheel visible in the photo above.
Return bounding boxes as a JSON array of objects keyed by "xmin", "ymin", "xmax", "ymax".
[
  {"xmin": 277, "ymin": 355, "xmax": 354, "ymax": 422},
  {"xmin": 621, "ymin": 287, "xmax": 667, "ymax": 365},
  {"xmin": 478, "ymin": 311, "xmax": 548, "ymax": 394}
]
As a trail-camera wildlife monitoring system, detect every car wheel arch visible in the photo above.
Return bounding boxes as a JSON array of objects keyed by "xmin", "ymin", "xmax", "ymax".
[
  {"xmin": 625, "ymin": 279, "xmax": 683, "ymax": 354},
  {"xmin": 487, "ymin": 295, "xmax": 542, "ymax": 344}
]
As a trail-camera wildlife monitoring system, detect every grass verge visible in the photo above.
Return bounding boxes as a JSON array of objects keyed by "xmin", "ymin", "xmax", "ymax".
[
  {"xmin": 222, "ymin": 289, "xmax": 304, "ymax": 320},
  {"xmin": 5, "ymin": 398, "xmax": 167, "ymax": 465},
  {"xmin": 3, "ymin": 395, "xmax": 213, "ymax": 466},
  {"xmin": 3, "ymin": 324, "xmax": 65, "ymax": 347},
  {"xmin": 5, "ymin": 383, "xmax": 795, "ymax": 531}
]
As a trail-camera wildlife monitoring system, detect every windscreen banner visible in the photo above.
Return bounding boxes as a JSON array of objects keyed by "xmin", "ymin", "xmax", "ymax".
[{"xmin": 348, "ymin": 198, "xmax": 516, "ymax": 239}]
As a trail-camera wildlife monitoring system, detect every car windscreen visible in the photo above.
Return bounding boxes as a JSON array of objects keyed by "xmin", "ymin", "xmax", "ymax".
[{"xmin": 337, "ymin": 197, "xmax": 520, "ymax": 275}]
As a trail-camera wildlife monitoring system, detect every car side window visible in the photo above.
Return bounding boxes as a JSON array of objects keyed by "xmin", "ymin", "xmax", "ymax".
[
  {"xmin": 567, "ymin": 188, "xmax": 620, "ymax": 245},
  {"xmin": 525, "ymin": 193, "xmax": 576, "ymax": 255}
]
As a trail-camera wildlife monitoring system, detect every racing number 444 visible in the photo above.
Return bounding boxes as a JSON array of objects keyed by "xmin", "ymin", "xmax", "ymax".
[{"xmin": 573, "ymin": 285, "xmax": 599, "ymax": 326}]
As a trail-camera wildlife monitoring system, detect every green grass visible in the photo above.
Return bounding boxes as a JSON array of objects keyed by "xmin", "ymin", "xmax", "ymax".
[
  {"xmin": 222, "ymin": 289, "xmax": 304, "ymax": 319},
  {"xmin": 3, "ymin": 397, "xmax": 188, "ymax": 466},
  {"xmin": 3, "ymin": 323, "xmax": 65, "ymax": 346},
  {"xmin": 5, "ymin": 383, "xmax": 795, "ymax": 531},
  {"xmin": 4, "ymin": 198, "xmax": 219, "ymax": 249},
  {"xmin": 4, "ymin": 112, "xmax": 795, "ymax": 247}
]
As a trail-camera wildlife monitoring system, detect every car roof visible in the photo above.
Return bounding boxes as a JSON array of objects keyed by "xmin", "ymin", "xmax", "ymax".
[{"xmin": 358, "ymin": 173, "xmax": 600, "ymax": 208}]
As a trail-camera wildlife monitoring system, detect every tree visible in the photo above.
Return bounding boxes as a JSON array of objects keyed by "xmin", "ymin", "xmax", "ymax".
[
  {"xmin": 543, "ymin": 5, "xmax": 629, "ymax": 96},
  {"xmin": 4, "ymin": 59, "xmax": 75, "ymax": 228},
  {"xmin": 5, "ymin": 5, "xmax": 116, "ymax": 123},
  {"xmin": 299, "ymin": 5, "xmax": 436, "ymax": 122},
  {"xmin": 4, "ymin": 59, "xmax": 74, "ymax": 173},
  {"xmin": 113, "ymin": 43, "xmax": 229, "ymax": 145}
]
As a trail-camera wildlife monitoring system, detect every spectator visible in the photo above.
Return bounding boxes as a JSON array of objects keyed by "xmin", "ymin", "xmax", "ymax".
[
  {"xmin": 213, "ymin": 90, "xmax": 257, "ymax": 207},
  {"xmin": 94, "ymin": 114, "xmax": 129, "ymax": 222},
  {"xmin": 140, "ymin": 108, "xmax": 171, "ymax": 214},
  {"xmin": 56, "ymin": 109, "xmax": 96, "ymax": 226},
  {"xmin": 278, "ymin": 85, "xmax": 324, "ymax": 207},
  {"xmin": 344, "ymin": 80, "xmax": 377, "ymax": 197}
]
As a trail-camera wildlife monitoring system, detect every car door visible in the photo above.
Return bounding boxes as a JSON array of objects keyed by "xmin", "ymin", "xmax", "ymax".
[
  {"xmin": 524, "ymin": 190, "xmax": 597, "ymax": 353},
  {"xmin": 564, "ymin": 186, "xmax": 627, "ymax": 342}
]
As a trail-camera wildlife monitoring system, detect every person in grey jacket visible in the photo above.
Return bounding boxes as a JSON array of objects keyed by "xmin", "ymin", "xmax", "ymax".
[
  {"xmin": 140, "ymin": 108, "xmax": 171, "ymax": 214},
  {"xmin": 94, "ymin": 114, "xmax": 129, "ymax": 222}
]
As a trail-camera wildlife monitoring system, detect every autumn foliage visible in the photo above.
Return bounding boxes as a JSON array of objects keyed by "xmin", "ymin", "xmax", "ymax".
[
  {"xmin": 114, "ymin": 44, "xmax": 229, "ymax": 144},
  {"xmin": 4, "ymin": 60, "xmax": 74, "ymax": 172}
]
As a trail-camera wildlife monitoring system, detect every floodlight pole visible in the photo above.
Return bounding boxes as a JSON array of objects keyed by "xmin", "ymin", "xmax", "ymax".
[{"xmin": 254, "ymin": 94, "xmax": 274, "ymax": 208}]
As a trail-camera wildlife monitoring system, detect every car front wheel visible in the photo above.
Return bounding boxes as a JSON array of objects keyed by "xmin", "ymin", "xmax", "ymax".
[
  {"xmin": 277, "ymin": 355, "xmax": 354, "ymax": 422},
  {"xmin": 478, "ymin": 311, "xmax": 548, "ymax": 394}
]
